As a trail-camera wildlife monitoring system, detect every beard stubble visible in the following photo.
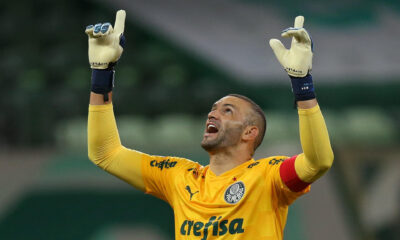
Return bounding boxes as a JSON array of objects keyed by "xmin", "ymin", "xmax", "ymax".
[{"xmin": 201, "ymin": 123, "xmax": 244, "ymax": 152}]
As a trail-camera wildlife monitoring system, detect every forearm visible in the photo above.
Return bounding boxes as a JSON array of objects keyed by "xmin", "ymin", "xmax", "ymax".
[
  {"xmin": 294, "ymin": 103, "xmax": 334, "ymax": 182},
  {"xmin": 88, "ymin": 103, "xmax": 122, "ymax": 166}
]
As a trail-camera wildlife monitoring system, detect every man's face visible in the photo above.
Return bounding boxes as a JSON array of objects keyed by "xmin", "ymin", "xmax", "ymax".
[{"xmin": 201, "ymin": 96, "xmax": 251, "ymax": 152}]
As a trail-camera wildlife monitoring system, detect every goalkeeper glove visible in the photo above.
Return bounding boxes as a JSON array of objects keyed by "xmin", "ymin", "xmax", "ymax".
[
  {"xmin": 269, "ymin": 16, "xmax": 315, "ymax": 101},
  {"xmin": 85, "ymin": 10, "xmax": 126, "ymax": 101}
]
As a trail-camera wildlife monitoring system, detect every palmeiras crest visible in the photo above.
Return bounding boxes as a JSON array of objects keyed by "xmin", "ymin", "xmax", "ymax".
[{"xmin": 224, "ymin": 181, "xmax": 245, "ymax": 204}]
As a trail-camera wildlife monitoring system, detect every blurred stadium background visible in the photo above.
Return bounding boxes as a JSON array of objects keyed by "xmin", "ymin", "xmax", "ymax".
[{"xmin": 0, "ymin": 0, "xmax": 399, "ymax": 239}]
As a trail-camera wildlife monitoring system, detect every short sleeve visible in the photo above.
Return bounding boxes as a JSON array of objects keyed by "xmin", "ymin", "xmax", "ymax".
[
  {"xmin": 267, "ymin": 156, "xmax": 311, "ymax": 206},
  {"xmin": 140, "ymin": 153, "xmax": 198, "ymax": 205}
]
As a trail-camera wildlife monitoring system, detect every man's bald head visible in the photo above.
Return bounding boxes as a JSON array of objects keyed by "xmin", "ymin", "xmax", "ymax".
[{"xmin": 227, "ymin": 94, "xmax": 267, "ymax": 151}]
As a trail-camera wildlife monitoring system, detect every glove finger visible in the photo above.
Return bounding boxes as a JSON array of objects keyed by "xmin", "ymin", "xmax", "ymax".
[
  {"xmin": 291, "ymin": 16, "xmax": 304, "ymax": 46},
  {"xmin": 281, "ymin": 27, "xmax": 300, "ymax": 38},
  {"xmin": 85, "ymin": 25, "xmax": 94, "ymax": 37},
  {"xmin": 92, "ymin": 23, "xmax": 103, "ymax": 38},
  {"xmin": 299, "ymin": 28, "xmax": 312, "ymax": 44},
  {"xmin": 269, "ymin": 38, "xmax": 288, "ymax": 64},
  {"xmin": 281, "ymin": 27, "xmax": 302, "ymax": 43},
  {"xmin": 281, "ymin": 28, "xmax": 311, "ymax": 44},
  {"xmin": 100, "ymin": 22, "xmax": 113, "ymax": 35},
  {"xmin": 296, "ymin": 28, "xmax": 312, "ymax": 44},
  {"xmin": 294, "ymin": 16, "xmax": 304, "ymax": 28},
  {"xmin": 114, "ymin": 10, "xmax": 126, "ymax": 35}
]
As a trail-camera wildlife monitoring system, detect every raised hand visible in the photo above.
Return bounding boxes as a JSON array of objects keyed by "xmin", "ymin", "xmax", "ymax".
[
  {"xmin": 269, "ymin": 16, "xmax": 313, "ymax": 78},
  {"xmin": 85, "ymin": 10, "xmax": 126, "ymax": 69}
]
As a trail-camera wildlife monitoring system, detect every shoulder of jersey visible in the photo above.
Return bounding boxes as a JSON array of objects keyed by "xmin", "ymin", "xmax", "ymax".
[
  {"xmin": 256, "ymin": 155, "xmax": 290, "ymax": 167},
  {"xmin": 171, "ymin": 157, "xmax": 205, "ymax": 179},
  {"xmin": 179, "ymin": 158, "xmax": 203, "ymax": 168},
  {"xmin": 161, "ymin": 156, "xmax": 202, "ymax": 166}
]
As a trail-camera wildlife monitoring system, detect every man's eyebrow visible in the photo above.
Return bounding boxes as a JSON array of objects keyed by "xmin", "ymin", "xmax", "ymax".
[
  {"xmin": 223, "ymin": 103, "xmax": 236, "ymax": 109},
  {"xmin": 211, "ymin": 103, "xmax": 236, "ymax": 110}
]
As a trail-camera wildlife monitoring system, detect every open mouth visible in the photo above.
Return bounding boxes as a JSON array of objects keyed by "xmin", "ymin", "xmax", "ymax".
[{"xmin": 205, "ymin": 122, "xmax": 219, "ymax": 136}]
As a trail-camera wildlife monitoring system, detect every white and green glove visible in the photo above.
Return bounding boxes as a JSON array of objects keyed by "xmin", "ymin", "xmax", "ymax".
[
  {"xmin": 86, "ymin": 10, "xmax": 126, "ymax": 69},
  {"xmin": 269, "ymin": 16, "xmax": 315, "ymax": 101},
  {"xmin": 85, "ymin": 10, "xmax": 126, "ymax": 101}
]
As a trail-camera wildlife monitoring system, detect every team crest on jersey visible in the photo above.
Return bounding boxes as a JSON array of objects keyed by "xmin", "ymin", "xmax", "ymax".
[{"xmin": 224, "ymin": 181, "xmax": 245, "ymax": 204}]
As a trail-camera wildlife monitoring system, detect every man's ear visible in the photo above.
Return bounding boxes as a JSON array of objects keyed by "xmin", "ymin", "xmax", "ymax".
[{"xmin": 242, "ymin": 126, "xmax": 259, "ymax": 142}]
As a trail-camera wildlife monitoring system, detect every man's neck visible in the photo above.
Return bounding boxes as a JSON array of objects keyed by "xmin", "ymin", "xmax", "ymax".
[{"xmin": 208, "ymin": 146, "xmax": 252, "ymax": 176}]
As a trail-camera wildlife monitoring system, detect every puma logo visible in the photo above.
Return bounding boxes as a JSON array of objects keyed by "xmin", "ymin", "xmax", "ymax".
[{"xmin": 185, "ymin": 185, "xmax": 199, "ymax": 200}]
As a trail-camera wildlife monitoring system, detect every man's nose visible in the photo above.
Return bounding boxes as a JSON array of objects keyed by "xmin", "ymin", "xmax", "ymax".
[{"xmin": 208, "ymin": 110, "xmax": 218, "ymax": 120}]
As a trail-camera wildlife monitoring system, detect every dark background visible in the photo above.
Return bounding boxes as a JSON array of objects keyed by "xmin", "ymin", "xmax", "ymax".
[{"xmin": 0, "ymin": 0, "xmax": 398, "ymax": 239}]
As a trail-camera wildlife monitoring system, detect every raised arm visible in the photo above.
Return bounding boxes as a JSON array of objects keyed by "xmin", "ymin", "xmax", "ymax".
[
  {"xmin": 270, "ymin": 16, "xmax": 333, "ymax": 191},
  {"xmin": 86, "ymin": 10, "xmax": 145, "ymax": 191}
]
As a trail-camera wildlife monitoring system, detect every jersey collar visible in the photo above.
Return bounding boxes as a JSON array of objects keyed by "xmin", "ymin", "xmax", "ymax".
[{"xmin": 206, "ymin": 159, "xmax": 256, "ymax": 179}]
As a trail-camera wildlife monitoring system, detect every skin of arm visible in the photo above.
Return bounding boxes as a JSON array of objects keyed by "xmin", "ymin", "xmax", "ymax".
[
  {"xmin": 88, "ymin": 91, "xmax": 146, "ymax": 191},
  {"xmin": 90, "ymin": 92, "xmax": 112, "ymax": 105},
  {"xmin": 294, "ymin": 99, "xmax": 334, "ymax": 183}
]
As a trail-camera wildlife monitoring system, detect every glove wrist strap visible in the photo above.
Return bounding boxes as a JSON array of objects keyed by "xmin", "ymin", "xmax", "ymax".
[
  {"xmin": 289, "ymin": 74, "xmax": 316, "ymax": 102},
  {"xmin": 91, "ymin": 67, "xmax": 115, "ymax": 102}
]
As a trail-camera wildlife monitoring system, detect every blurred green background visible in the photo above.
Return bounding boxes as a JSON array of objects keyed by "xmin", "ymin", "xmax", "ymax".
[{"xmin": 0, "ymin": 0, "xmax": 399, "ymax": 239}]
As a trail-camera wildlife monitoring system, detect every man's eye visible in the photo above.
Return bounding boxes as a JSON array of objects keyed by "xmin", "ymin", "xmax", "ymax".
[{"xmin": 224, "ymin": 108, "xmax": 232, "ymax": 113}]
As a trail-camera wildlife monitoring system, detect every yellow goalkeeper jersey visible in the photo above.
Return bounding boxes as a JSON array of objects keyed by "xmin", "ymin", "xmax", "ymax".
[
  {"xmin": 88, "ymin": 103, "xmax": 334, "ymax": 240},
  {"xmin": 141, "ymin": 154, "xmax": 310, "ymax": 240}
]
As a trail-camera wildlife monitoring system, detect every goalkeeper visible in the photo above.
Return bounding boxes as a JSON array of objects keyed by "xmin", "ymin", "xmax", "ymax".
[{"xmin": 87, "ymin": 10, "xmax": 333, "ymax": 239}]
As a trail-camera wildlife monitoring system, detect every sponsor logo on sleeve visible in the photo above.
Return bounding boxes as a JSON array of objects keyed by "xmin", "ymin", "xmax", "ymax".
[
  {"xmin": 268, "ymin": 157, "xmax": 286, "ymax": 165},
  {"xmin": 224, "ymin": 181, "xmax": 245, "ymax": 204},
  {"xmin": 247, "ymin": 161, "xmax": 260, "ymax": 168},
  {"xmin": 180, "ymin": 216, "xmax": 244, "ymax": 239},
  {"xmin": 150, "ymin": 159, "xmax": 177, "ymax": 170}
]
